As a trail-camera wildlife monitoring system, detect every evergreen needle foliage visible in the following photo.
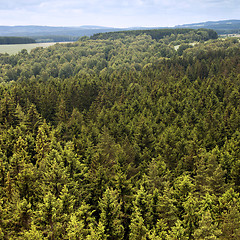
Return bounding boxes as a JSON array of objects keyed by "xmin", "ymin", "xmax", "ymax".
[{"xmin": 0, "ymin": 28, "xmax": 240, "ymax": 239}]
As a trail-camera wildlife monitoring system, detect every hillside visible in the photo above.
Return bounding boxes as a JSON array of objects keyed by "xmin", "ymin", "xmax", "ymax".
[
  {"xmin": 176, "ymin": 19, "xmax": 240, "ymax": 34},
  {"xmin": 0, "ymin": 25, "xmax": 126, "ymax": 42},
  {"xmin": 0, "ymin": 25, "xmax": 119, "ymax": 36},
  {"xmin": 0, "ymin": 20, "xmax": 239, "ymax": 42},
  {"xmin": 91, "ymin": 28, "xmax": 218, "ymax": 41},
  {"xmin": 0, "ymin": 29, "xmax": 240, "ymax": 239}
]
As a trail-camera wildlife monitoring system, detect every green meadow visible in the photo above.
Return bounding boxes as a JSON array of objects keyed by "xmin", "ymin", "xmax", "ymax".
[{"xmin": 0, "ymin": 42, "xmax": 72, "ymax": 55}]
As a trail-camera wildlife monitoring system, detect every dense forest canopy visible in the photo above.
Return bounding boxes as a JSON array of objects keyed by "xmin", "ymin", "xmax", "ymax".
[
  {"xmin": 0, "ymin": 28, "xmax": 240, "ymax": 239},
  {"xmin": 90, "ymin": 28, "xmax": 218, "ymax": 41}
]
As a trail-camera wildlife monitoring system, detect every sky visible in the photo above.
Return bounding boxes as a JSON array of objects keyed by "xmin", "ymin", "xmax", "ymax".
[{"xmin": 0, "ymin": 0, "xmax": 239, "ymax": 28}]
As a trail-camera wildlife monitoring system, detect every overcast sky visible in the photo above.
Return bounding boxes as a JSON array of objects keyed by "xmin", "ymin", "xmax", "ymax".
[{"xmin": 0, "ymin": 0, "xmax": 239, "ymax": 27}]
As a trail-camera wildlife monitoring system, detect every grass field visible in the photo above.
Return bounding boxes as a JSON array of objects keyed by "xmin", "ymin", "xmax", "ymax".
[{"xmin": 0, "ymin": 42, "xmax": 73, "ymax": 55}]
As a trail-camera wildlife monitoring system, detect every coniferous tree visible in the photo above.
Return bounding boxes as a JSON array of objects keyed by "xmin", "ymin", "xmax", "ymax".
[
  {"xmin": 193, "ymin": 210, "xmax": 221, "ymax": 240},
  {"xmin": 25, "ymin": 104, "xmax": 42, "ymax": 134},
  {"xmin": 129, "ymin": 209, "xmax": 148, "ymax": 240},
  {"xmin": 98, "ymin": 187, "xmax": 124, "ymax": 240}
]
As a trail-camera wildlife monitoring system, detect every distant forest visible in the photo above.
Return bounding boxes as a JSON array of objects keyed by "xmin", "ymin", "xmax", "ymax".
[
  {"xmin": 91, "ymin": 28, "xmax": 218, "ymax": 41},
  {"xmin": 0, "ymin": 37, "xmax": 36, "ymax": 45},
  {"xmin": 177, "ymin": 20, "xmax": 240, "ymax": 35},
  {"xmin": 0, "ymin": 28, "xmax": 240, "ymax": 239}
]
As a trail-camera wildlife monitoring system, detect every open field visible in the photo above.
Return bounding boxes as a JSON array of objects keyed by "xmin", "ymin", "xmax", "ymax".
[
  {"xmin": 220, "ymin": 34, "xmax": 240, "ymax": 38},
  {"xmin": 0, "ymin": 42, "xmax": 74, "ymax": 55}
]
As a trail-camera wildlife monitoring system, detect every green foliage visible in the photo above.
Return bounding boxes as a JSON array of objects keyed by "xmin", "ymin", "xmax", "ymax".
[
  {"xmin": 194, "ymin": 210, "xmax": 221, "ymax": 239},
  {"xmin": 98, "ymin": 188, "xmax": 124, "ymax": 239},
  {"xmin": 91, "ymin": 28, "xmax": 218, "ymax": 42},
  {"xmin": 0, "ymin": 29, "xmax": 240, "ymax": 239}
]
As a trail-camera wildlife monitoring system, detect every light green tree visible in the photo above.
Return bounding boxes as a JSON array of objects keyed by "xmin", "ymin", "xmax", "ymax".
[
  {"xmin": 193, "ymin": 210, "xmax": 221, "ymax": 240},
  {"xmin": 98, "ymin": 187, "xmax": 124, "ymax": 240}
]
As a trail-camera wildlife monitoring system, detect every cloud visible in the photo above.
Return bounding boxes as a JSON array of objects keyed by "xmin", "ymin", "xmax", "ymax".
[
  {"xmin": 0, "ymin": 0, "xmax": 239, "ymax": 27},
  {"xmin": 0, "ymin": 0, "xmax": 237, "ymax": 10},
  {"xmin": 0, "ymin": 0, "xmax": 41, "ymax": 10},
  {"xmin": 1, "ymin": 0, "xmax": 237, "ymax": 12}
]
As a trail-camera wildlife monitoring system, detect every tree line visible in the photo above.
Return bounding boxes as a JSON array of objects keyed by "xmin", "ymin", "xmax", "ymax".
[
  {"xmin": 90, "ymin": 28, "xmax": 218, "ymax": 41},
  {"xmin": 0, "ymin": 37, "xmax": 36, "ymax": 45}
]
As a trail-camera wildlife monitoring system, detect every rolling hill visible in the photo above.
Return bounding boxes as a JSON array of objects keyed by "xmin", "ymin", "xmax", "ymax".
[
  {"xmin": 176, "ymin": 19, "xmax": 240, "ymax": 34},
  {"xmin": 0, "ymin": 19, "xmax": 239, "ymax": 42}
]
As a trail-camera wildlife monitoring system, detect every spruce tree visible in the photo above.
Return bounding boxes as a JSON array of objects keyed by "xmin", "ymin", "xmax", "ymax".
[
  {"xmin": 193, "ymin": 210, "xmax": 221, "ymax": 240},
  {"xmin": 98, "ymin": 187, "xmax": 124, "ymax": 240}
]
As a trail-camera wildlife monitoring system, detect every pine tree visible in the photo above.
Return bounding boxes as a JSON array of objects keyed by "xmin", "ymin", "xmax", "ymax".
[
  {"xmin": 35, "ymin": 192, "xmax": 61, "ymax": 239},
  {"xmin": 195, "ymin": 150, "xmax": 210, "ymax": 196},
  {"xmin": 10, "ymin": 136, "xmax": 30, "ymax": 178},
  {"xmin": 208, "ymin": 164, "xmax": 228, "ymax": 196},
  {"xmin": 157, "ymin": 190, "xmax": 178, "ymax": 230},
  {"xmin": 57, "ymin": 185, "xmax": 75, "ymax": 228},
  {"xmin": 0, "ymin": 199, "xmax": 5, "ymax": 239},
  {"xmin": 146, "ymin": 155, "xmax": 170, "ymax": 192},
  {"xmin": 5, "ymin": 172, "xmax": 14, "ymax": 201},
  {"xmin": 0, "ymin": 150, "xmax": 8, "ymax": 195},
  {"xmin": 220, "ymin": 204, "xmax": 240, "ymax": 239},
  {"xmin": 22, "ymin": 224, "xmax": 44, "ymax": 240},
  {"xmin": 193, "ymin": 210, "xmax": 221, "ymax": 240},
  {"xmin": 98, "ymin": 187, "xmax": 124, "ymax": 240},
  {"xmin": 167, "ymin": 220, "xmax": 188, "ymax": 240},
  {"xmin": 15, "ymin": 103, "xmax": 26, "ymax": 126},
  {"xmin": 35, "ymin": 121, "xmax": 51, "ymax": 164},
  {"xmin": 39, "ymin": 149, "xmax": 68, "ymax": 197},
  {"xmin": 66, "ymin": 201, "xmax": 95, "ymax": 239},
  {"xmin": 0, "ymin": 93, "xmax": 17, "ymax": 127},
  {"xmin": 25, "ymin": 104, "xmax": 42, "ymax": 134},
  {"xmin": 129, "ymin": 209, "xmax": 147, "ymax": 240},
  {"xmin": 9, "ymin": 198, "xmax": 32, "ymax": 235},
  {"xmin": 55, "ymin": 98, "xmax": 69, "ymax": 124},
  {"xmin": 148, "ymin": 219, "xmax": 168, "ymax": 240},
  {"xmin": 66, "ymin": 214, "xmax": 85, "ymax": 240},
  {"xmin": 132, "ymin": 185, "xmax": 153, "ymax": 229},
  {"xmin": 173, "ymin": 174, "xmax": 195, "ymax": 202},
  {"xmin": 16, "ymin": 163, "xmax": 38, "ymax": 202},
  {"xmin": 182, "ymin": 194, "xmax": 200, "ymax": 238},
  {"xmin": 86, "ymin": 222, "xmax": 107, "ymax": 240}
]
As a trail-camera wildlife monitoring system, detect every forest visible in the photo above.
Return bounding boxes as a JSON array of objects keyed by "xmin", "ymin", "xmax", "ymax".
[
  {"xmin": 0, "ymin": 37, "xmax": 36, "ymax": 45},
  {"xmin": 0, "ymin": 28, "xmax": 240, "ymax": 239},
  {"xmin": 90, "ymin": 28, "xmax": 218, "ymax": 41}
]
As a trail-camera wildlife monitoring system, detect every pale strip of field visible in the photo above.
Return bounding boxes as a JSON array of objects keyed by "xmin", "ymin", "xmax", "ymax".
[
  {"xmin": 0, "ymin": 42, "xmax": 74, "ymax": 55},
  {"xmin": 174, "ymin": 42, "xmax": 198, "ymax": 51}
]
